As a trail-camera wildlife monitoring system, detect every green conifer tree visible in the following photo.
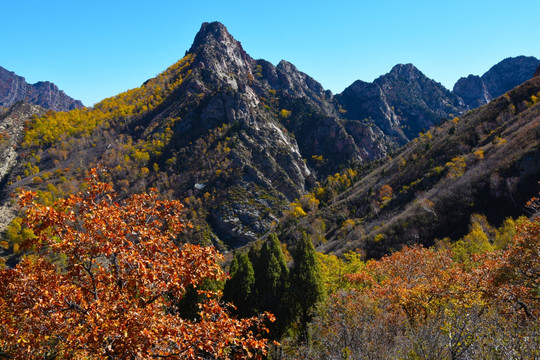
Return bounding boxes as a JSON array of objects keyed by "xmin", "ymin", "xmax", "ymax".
[
  {"xmin": 254, "ymin": 233, "xmax": 290, "ymax": 339},
  {"xmin": 222, "ymin": 251, "xmax": 256, "ymax": 317},
  {"xmin": 289, "ymin": 231, "xmax": 324, "ymax": 342}
]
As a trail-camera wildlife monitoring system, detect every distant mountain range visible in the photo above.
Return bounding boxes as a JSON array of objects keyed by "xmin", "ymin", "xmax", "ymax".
[
  {"xmin": 1, "ymin": 22, "xmax": 539, "ymax": 256},
  {"xmin": 0, "ymin": 66, "xmax": 83, "ymax": 111}
]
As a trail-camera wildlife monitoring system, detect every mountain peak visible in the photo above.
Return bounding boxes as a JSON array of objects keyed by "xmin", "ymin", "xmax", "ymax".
[
  {"xmin": 186, "ymin": 22, "xmax": 252, "ymax": 85},
  {"xmin": 388, "ymin": 63, "xmax": 422, "ymax": 78},
  {"xmin": 189, "ymin": 22, "xmax": 237, "ymax": 52},
  {"xmin": 481, "ymin": 55, "xmax": 540, "ymax": 98},
  {"xmin": 277, "ymin": 59, "xmax": 297, "ymax": 72}
]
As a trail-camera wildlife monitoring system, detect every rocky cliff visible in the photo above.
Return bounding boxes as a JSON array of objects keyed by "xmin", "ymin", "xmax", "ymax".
[
  {"xmin": 336, "ymin": 64, "xmax": 466, "ymax": 144},
  {"xmin": 0, "ymin": 102, "xmax": 46, "ymax": 236},
  {"xmin": 0, "ymin": 66, "xmax": 83, "ymax": 111},
  {"xmin": 453, "ymin": 56, "xmax": 540, "ymax": 108},
  {"xmin": 452, "ymin": 75, "xmax": 491, "ymax": 109}
]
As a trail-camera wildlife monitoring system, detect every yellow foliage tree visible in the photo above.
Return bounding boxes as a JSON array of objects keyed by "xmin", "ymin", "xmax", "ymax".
[{"xmin": 446, "ymin": 156, "xmax": 466, "ymax": 178}]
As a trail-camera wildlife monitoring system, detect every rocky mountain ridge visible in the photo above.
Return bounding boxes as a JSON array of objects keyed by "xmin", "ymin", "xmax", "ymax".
[
  {"xmin": 336, "ymin": 63, "xmax": 466, "ymax": 145},
  {"xmin": 453, "ymin": 56, "xmax": 540, "ymax": 109},
  {"xmin": 283, "ymin": 75, "xmax": 540, "ymax": 258},
  {"xmin": 0, "ymin": 66, "xmax": 83, "ymax": 111}
]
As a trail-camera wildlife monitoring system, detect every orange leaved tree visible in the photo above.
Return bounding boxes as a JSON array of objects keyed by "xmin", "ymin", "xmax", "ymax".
[
  {"xmin": 0, "ymin": 169, "xmax": 271, "ymax": 359},
  {"xmin": 478, "ymin": 196, "xmax": 540, "ymax": 319}
]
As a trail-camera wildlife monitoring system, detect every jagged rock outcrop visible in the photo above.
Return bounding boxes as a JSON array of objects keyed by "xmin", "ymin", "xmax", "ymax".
[
  {"xmin": 0, "ymin": 66, "xmax": 83, "ymax": 111},
  {"xmin": 453, "ymin": 75, "xmax": 491, "ymax": 109},
  {"xmin": 336, "ymin": 64, "xmax": 466, "ymax": 144},
  {"xmin": 453, "ymin": 56, "xmax": 540, "ymax": 109},
  {"xmin": 0, "ymin": 102, "xmax": 46, "ymax": 236},
  {"xmin": 259, "ymin": 61, "xmax": 390, "ymax": 169},
  {"xmin": 178, "ymin": 23, "xmax": 392, "ymax": 178},
  {"xmin": 336, "ymin": 80, "xmax": 405, "ymax": 142}
]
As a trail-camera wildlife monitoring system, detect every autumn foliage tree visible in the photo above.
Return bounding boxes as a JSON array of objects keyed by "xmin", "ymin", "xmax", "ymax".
[
  {"xmin": 285, "ymin": 206, "xmax": 540, "ymax": 359},
  {"xmin": 0, "ymin": 169, "xmax": 271, "ymax": 359},
  {"xmin": 479, "ymin": 196, "xmax": 540, "ymax": 319}
]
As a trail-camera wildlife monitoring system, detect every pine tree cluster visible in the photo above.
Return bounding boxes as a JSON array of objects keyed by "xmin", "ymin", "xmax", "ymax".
[{"xmin": 223, "ymin": 232, "xmax": 324, "ymax": 340}]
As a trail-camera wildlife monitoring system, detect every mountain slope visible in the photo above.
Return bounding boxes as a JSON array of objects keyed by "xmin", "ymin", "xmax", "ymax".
[
  {"xmin": 3, "ymin": 23, "xmax": 316, "ymax": 247},
  {"xmin": 534, "ymin": 65, "xmax": 540, "ymax": 78},
  {"xmin": 282, "ymin": 76, "xmax": 540, "ymax": 258},
  {"xmin": 0, "ymin": 102, "xmax": 46, "ymax": 187}
]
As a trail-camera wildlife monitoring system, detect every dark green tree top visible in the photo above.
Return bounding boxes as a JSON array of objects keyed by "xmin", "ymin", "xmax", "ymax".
[
  {"xmin": 255, "ymin": 233, "xmax": 291, "ymax": 338},
  {"xmin": 290, "ymin": 231, "xmax": 324, "ymax": 342},
  {"xmin": 223, "ymin": 251, "xmax": 256, "ymax": 317},
  {"xmin": 255, "ymin": 234, "xmax": 289, "ymax": 309}
]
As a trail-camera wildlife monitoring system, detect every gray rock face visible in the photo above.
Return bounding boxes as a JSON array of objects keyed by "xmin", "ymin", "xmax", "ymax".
[
  {"xmin": 273, "ymin": 60, "xmax": 333, "ymax": 112},
  {"xmin": 374, "ymin": 64, "xmax": 466, "ymax": 138},
  {"xmin": 0, "ymin": 102, "xmax": 46, "ymax": 235},
  {"xmin": 0, "ymin": 66, "xmax": 83, "ymax": 111},
  {"xmin": 337, "ymin": 80, "xmax": 404, "ymax": 142},
  {"xmin": 184, "ymin": 24, "xmax": 393, "ymax": 178},
  {"xmin": 453, "ymin": 75, "xmax": 491, "ymax": 109},
  {"xmin": 336, "ymin": 64, "xmax": 466, "ymax": 144},
  {"xmin": 482, "ymin": 56, "xmax": 540, "ymax": 98},
  {"xmin": 453, "ymin": 56, "xmax": 540, "ymax": 108},
  {"xmin": 257, "ymin": 60, "xmax": 394, "ymax": 171},
  {"xmin": 138, "ymin": 22, "xmax": 316, "ymax": 244}
]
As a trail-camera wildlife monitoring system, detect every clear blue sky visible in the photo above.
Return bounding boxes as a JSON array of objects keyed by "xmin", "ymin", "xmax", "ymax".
[{"xmin": 3, "ymin": 0, "xmax": 539, "ymax": 106}]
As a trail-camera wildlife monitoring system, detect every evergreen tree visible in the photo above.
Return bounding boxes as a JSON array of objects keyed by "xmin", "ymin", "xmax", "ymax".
[
  {"xmin": 222, "ymin": 251, "xmax": 256, "ymax": 317},
  {"xmin": 247, "ymin": 241, "xmax": 262, "ymax": 272},
  {"xmin": 254, "ymin": 233, "xmax": 290, "ymax": 338},
  {"xmin": 289, "ymin": 231, "xmax": 324, "ymax": 342}
]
